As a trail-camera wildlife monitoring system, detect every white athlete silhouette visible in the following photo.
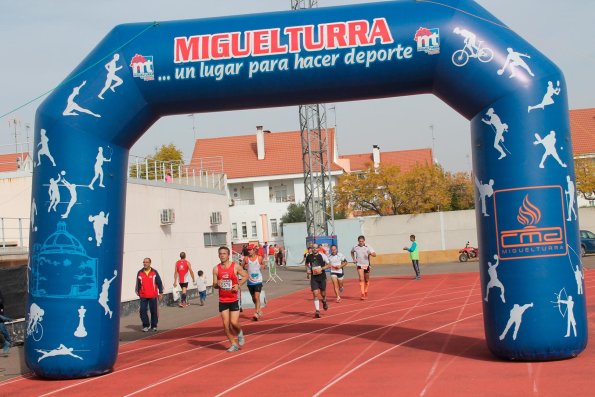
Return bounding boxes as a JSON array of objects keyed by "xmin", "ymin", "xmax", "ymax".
[
  {"xmin": 481, "ymin": 108, "xmax": 509, "ymax": 159},
  {"xmin": 98, "ymin": 270, "xmax": 118, "ymax": 319},
  {"xmin": 89, "ymin": 211, "xmax": 109, "ymax": 246},
  {"xmin": 47, "ymin": 174, "xmax": 62, "ymax": 213},
  {"xmin": 89, "ymin": 147, "xmax": 111, "ymax": 190},
  {"xmin": 485, "ymin": 254, "xmax": 505, "ymax": 303},
  {"xmin": 60, "ymin": 172, "xmax": 78, "ymax": 219},
  {"xmin": 499, "ymin": 302, "xmax": 533, "ymax": 341},
  {"xmin": 474, "ymin": 177, "xmax": 494, "ymax": 217},
  {"xmin": 74, "ymin": 306, "xmax": 88, "ymax": 338},
  {"xmin": 528, "ymin": 81, "xmax": 561, "ymax": 112},
  {"xmin": 37, "ymin": 129, "xmax": 56, "ymax": 167},
  {"xmin": 574, "ymin": 266, "xmax": 584, "ymax": 295},
  {"xmin": 36, "ymin": 344, "xmax": 83, "ymax": 362},
  {"xmin": 556, "ymin": 295, "xmax": 577, "ymax": 337},
  {"xmin": 27, "ymin": 303, "xmax": 45, "ymax": 340},
  {"xmin": 565, "ymin": 175, "xmax": 577, "ymax": 221},
  {"xmin": 98, "ymin": 54, "xmax": 123, "ymax": 99},
  {"xmin": 31, "ymin": 200, "xmax": 38, "ymax": 232},
  {"xmin": 533, "ymin": 130, "xmax": 567, "ymax": 169},
  {"xmin": 63, "ymin": 81, "xmax": 101, "ymax": 118},
  {"xmin": 453, "ymin": 27, "xmax": 478, "ymax": 54},
  {"xmin": 497, "ymin": 48, "xmax": 535, "ymax": 79}
]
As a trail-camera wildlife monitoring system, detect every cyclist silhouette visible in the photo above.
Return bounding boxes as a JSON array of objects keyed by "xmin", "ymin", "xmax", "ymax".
[{"xmin": 452, "ymin": 27, "xmax": 494, "ymax": 67}]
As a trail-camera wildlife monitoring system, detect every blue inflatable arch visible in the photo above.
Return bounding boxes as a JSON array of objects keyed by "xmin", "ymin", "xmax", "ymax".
[{"xmin": 28, "ymin": 0, "xmax": 587, "ymax": 378}]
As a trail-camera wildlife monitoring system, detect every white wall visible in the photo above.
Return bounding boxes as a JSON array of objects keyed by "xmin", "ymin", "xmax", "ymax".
[
  {"xmin": 282, "ymin": 207, "xmax": 595, "ymax": 260},
  {"xmin": 122, "ymin": 181, "xmax": 229, "ymax": 301},
  {"xmin": 0, "ymin": 174, "xmax": 230, "ymax": 302}
]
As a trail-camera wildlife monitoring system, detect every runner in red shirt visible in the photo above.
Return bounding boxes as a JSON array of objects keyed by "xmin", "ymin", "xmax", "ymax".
[
  {"xmin": 173, "ymin": 252, "xmax": 196, "ymax": 308},
  {"xmin": 213, "ymin": 246, "xmax": 249, "ymax": 352}
]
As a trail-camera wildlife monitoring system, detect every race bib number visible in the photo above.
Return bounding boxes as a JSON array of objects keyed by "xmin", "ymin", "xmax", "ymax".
[
  {"xmin": 312, "ymin": 266, "xmax": 322, "ymax": 275},
  {"xmin": 221, "ymin": 279, "xmax": 233, "ymax": 290}
]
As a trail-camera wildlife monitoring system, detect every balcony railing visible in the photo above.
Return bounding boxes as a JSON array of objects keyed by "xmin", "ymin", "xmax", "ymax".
[
  {"xmin": 0, "ymin": 217, "xmax": 29, "ymax": 255},
  {"xmin": 128, "ymin": 155, "xmax": 226, "ymax": 191},
  {"xmin": 270, "ymin": 195, "xmax": 295, "ymax": 203},
  {"xmin": 231, "ymin": 199, "xmax": 255, "ymax": 206}
]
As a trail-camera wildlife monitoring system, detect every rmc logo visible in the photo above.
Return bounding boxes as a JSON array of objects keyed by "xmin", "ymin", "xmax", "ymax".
[{"xmin": 494, "ymin": 186, "xmax": 567, "ymax": 260}]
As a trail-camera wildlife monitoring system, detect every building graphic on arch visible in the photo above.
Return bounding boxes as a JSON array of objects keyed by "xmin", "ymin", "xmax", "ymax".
[
  {"xmin": 414, "ymin": 27, "xmax": 440, "ymax": 55},
  {"xmin": 31, "ymin": 222, "xmax": 98, "ymax": 299}
]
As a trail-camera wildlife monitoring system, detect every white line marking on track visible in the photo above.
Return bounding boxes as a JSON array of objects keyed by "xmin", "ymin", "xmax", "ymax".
[
  {"xmin": 312, "ymin": 312, "xmax": 484, "ymax": 397},
  {"xmin": 420, "ymin": 276, "xmax": 481, "ymax": 396}
]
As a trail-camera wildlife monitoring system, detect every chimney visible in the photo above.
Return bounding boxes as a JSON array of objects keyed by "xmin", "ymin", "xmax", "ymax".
[
  {"xmin": 256, "ymin": 125, "xmax": 265, "ymax": 160},
  {"xmin": 372, "ymin": 145, "xmax": 381, "ymax": 168}
]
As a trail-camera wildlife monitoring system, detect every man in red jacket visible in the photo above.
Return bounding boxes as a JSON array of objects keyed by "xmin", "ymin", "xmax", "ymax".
[{"xmin": 136, "ymin": 258, "xmax": 164, "ymax": 332}]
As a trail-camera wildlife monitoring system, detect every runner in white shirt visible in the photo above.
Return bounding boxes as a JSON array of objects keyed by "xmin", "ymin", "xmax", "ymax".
[
  {"xmin": 351, "ymin": 235, "xmax": 376, "ymax": 300},
  {"xmin": 328, "ymin": 245, "xmax": 348, "ymax": 302}
]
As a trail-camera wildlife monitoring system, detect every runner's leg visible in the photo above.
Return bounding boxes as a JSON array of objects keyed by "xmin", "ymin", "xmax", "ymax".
[{"xmin": 358, "ymin": 268, "xmax": 365, "ymax": 299}]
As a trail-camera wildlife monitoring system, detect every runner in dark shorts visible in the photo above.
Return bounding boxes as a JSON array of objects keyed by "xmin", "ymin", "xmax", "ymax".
[
  {"xmin": 213, "ymin": 246, "xmax": 249, "ymax": 352},
  {"xmin": 305, "ymin": 244, "xmax": 331, "ymax": 318},
  {"xmin": 351, "ymin": 235, "xmax": 376, "ymax": 300}
]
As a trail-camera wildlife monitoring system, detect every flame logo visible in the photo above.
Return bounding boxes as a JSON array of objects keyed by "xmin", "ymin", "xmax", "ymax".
[{"xmin": 516, "ymin": 195, "xmax": 541, "ymax": 226}]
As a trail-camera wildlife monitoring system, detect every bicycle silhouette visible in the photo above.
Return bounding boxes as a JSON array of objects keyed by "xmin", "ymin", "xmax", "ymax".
[
  {"xmin": 452, "ymin": 41, "xmax": 494, "ymax": 67},
  {"xmin": 27, "ymin": 319, "xmax": 44, "ymax": 342}
]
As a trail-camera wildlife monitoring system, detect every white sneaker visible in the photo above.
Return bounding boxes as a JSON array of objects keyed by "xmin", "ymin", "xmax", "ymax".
[
  {"xmin": 227, "ymin": 344, "xmax": 239, "ymax": 353},
  {"xmin": 142, "ymin": 327, "xmax": 150, "ymax": 332},
  {"xmin": 238, "ymin": 331, "xmax": 245, "ymax": 347}
]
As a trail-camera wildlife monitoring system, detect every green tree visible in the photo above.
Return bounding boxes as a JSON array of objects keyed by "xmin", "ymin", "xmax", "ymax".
[
  {"xmin": 334, "ymin": 163, "xmax": 465, "ymax": 216},
  {"xmin": 575, "ymin": 157, "xmax": 595, "ymax": 200},
  {"xmin": 281, "ymin": 202, "xmax": 306, "ymax": 224},
  {"xmin": 152, "ymin": 143, "xmax": 184, "ymax": 163},
  {"xmin": 130, "ymin": 143, "xmax": 184, "ymax": 180},
  {"xmin": 334, "ymin": 166, "xmax": 387, "ymax": 216},
  {"xmin": 399, "ymin": 163, "xmax": 451, "ymax": 214},
  {"xmin": 446, "ymin": 171, "xmax": 475, "ymax": 210}
]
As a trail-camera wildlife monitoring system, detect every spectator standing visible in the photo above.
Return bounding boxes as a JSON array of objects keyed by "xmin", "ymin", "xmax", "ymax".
[
  {"xmin": 0, "ymin": 288, "xmax": 12, "ymax": 353},
  {"xmin": 403, "ymin": 234, "xmax": 421, "ymax": 280},
  {"xmin": 135, "ymin": 258, "xmax": 164, "ymax": 332},
  {"xmin": 196, "ymin": 270, "xmax": 208, "ymax": 306}
]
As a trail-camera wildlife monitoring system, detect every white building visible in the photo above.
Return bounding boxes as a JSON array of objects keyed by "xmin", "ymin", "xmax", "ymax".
[{"xmin": 189, "ymin": 126, "xmax": 433, "ymax": 249}]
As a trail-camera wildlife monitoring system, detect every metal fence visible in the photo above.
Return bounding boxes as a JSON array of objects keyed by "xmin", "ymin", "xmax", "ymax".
[
  {"xmin": 127, "ymin": 155, "xmax": 226, "ymax": 191},
  {"xmin": 0, "ymin": 217, "xmax": 29, "ymax": 255}
]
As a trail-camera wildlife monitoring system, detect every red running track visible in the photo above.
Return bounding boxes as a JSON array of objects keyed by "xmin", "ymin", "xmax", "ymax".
[{"xmin": 1, "ymin": 271, "xmax": 594, "ymax": 397}]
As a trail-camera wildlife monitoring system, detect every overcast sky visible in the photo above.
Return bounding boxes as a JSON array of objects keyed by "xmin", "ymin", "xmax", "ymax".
[{"xmin": 1, "ymin": 0, "xmax": 593, "ymax": 172}]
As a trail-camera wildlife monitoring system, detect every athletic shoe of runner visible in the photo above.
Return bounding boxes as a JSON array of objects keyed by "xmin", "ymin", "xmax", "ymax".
[{"xmin": 227, "ymin": 344, "xmax": 239, "ymax": 352}]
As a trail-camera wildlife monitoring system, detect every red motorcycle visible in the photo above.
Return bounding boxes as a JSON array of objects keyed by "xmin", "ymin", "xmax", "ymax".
[{"xmin": 459, "ymin": 242, "xmax": 479, "ymax": 262}]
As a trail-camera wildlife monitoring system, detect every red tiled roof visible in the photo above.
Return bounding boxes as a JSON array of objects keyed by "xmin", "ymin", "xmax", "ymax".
[
  {"xmin": 0, "ymin": 153, "xmax": 29, "ymax": 172},
  {"xmin": 570, "ymin": 108, "xmax": 595, "ymax": 156},
  {"xmin": 340, "ymin": 149, "xmax": 433, "ymax": 172},
  {"xmin": 190, "ymin": 129, "xmax": 342, "ymax": 179}
]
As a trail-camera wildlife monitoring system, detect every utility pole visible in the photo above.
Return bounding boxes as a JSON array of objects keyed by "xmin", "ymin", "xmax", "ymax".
[
  {"xmin": 8, "ymin": 117, "xmax": 20, "ymax": 154},
  {"xmin": 290, "ymin": 0, "xmax": 335, "ymax": 238},
  {"xmin": 429, "ymin": 124, "xmax": 437, "ymax": 164}
]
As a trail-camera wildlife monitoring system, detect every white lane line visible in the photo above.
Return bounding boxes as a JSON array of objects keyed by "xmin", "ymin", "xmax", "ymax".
[
  {"xmin": 124, "ymin": 294, "xmax": 484, "ymax": 397},
  {"xmin": 420, "ymin": 276, "xmax": 481, "ymax": 396},
  {"xmin": 212, "ymin": 308, "xmax": 483, "ymax": 395},
  {"xmin": 39, "ymin": 287, "xmax": 481, "ymax": 397},
  {"xmin": 312, "ymin": 312, "xmax": 483, "ymax": 397}
]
